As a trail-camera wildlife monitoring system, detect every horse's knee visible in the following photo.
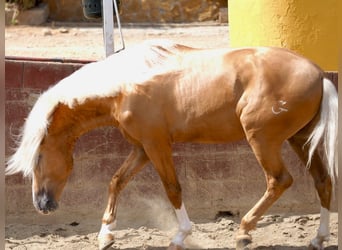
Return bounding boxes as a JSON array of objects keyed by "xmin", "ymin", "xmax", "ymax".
[{"xmin": 164, "ymin": 182, "xmax": 182, "ymax": 209}]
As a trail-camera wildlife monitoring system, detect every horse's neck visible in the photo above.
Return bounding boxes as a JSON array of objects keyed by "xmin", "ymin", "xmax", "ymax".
[{"xmin": 49, "ymin": 97, "xmax": 118, "ymax": 142}]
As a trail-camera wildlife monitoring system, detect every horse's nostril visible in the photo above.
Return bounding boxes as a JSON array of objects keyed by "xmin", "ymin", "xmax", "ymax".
[
  {"xmin": 44, "ymin": 198, "xmax": 58, "ymax": 210},
  {"xmin": 35, "ymin": 192, "xmax": 58, "ymax": 213},
  {"xmin": 45, "ymin": 198, "xmax": 53, "ymax": 208}
]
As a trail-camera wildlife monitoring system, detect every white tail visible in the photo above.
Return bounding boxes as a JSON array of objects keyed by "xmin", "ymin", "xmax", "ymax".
[{"xmin": 305, "ymin": 78, "xmax": 338, "ymax": 185}]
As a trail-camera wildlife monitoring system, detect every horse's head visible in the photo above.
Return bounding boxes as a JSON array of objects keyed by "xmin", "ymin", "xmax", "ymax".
[{"xmin": 32, "ymin": 134, "xmax": 74, "ymax": 215}]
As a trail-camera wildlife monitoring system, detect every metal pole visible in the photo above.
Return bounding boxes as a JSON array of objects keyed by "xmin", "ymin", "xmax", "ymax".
[
  {"xmin": 113, "ymin": 0, "xmax": 125, "ymax": 51},
  {"xmin": 102, "ymin": 0, "xmax": 114, "ymax": 57}
]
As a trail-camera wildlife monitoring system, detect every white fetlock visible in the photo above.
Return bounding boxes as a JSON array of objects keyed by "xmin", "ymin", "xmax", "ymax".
[
  {"xmin": 171, "ymin": 203, "xmax": 192, "ymax": 248},
  {"xmin": 309, "ymin": 235, "xmax": 329, "ymax": 250},
  {"xmin": 171, "ymin": 230, "xmax": 190, "ymax": 248},
  {"xmin": 309, "ymin": 207, "xmax": 330, "ymax": 250},
  {"xmin": 98, "ymin": 221, "xmax": 117, "ymax": 250}
]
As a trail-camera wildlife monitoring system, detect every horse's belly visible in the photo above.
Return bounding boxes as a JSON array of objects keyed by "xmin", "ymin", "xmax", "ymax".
[
  {"xmin": 172, "ymin": 128, "xmax": 245, "ymax": 143},
  {"xmin": 170, "ymin": 116, "xmax": 245, "ymax": 143}
]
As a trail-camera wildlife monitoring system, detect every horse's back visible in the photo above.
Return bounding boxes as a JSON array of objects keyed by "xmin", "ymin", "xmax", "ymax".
[{"xmin": 116, "ymin": 45, "xmax": 324, "ymax": 145}]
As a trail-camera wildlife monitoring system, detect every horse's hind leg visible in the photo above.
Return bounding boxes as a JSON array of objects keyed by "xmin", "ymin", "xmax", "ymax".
[
  {"xmin": 143, "ymin": 142, "xmax": 192, "ymax": 250},
  {"xmin": 98, "ymin": 146, "xmax": 149, "ymax": 250},
  {"xmin": 288, "ymin": 134, "xmax": 332, "ymax": 250},
  {"xmin": 237, "ymin": 138, "xmax": 293, "ymax": 249}
]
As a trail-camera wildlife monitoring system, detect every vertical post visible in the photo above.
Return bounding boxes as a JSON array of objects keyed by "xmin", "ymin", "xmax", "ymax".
[
  {"xmin": 102, "ymin": 0, "xmax": 114, "ymax": 57},
  {"xmin": 229, "ymin": 0, "xmax": 338, "ymax": 71},
  {"xmin": 113, "ymin": 0, "xmax": 125, "ymax": 50}
]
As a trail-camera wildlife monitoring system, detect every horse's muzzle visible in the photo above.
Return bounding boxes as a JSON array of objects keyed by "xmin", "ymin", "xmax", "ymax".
[{"xmin": 33, "ymin": 192, "xmax": 59, "ymax": 215}]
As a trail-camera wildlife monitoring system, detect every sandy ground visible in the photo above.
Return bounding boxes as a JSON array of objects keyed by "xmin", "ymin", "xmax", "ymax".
[
  {"xmin": 5, "ymin": 23, "xmax": 339, "ymax": 249},
  {"xmin": 5, "ymin": 213, "xmax": 338, "ymax": 250}
]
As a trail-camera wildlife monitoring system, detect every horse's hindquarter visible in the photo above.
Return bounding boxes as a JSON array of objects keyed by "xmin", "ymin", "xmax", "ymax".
[
  {"xmin": 235, "ymin": 47, "xmax": 323, "ymax": 143},
  {"xmin": 167, "ymin": 47, "xmax": 323, "ymax": 143}
]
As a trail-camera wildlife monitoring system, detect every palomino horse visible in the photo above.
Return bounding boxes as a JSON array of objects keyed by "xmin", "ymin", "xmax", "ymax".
[{"xmin": 6, "ymin": 40, "xmax": 337, "ymax": 250}]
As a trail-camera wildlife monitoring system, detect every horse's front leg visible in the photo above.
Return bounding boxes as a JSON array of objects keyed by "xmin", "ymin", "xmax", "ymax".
[
  {"xmin": 143, "ymin": 142, "xmax": 192, "ymax": 250},
  {"xmin": 98, "ymin": 146, "xmax": 149, "ymax": 250}
]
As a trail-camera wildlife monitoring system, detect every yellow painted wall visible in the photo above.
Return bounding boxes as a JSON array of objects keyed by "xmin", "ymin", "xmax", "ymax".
[{"xmin": 229, "ymin": 0, "xmax": 339, "ymax": 71}]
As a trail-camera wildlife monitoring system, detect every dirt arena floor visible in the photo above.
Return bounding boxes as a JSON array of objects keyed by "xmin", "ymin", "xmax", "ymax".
[
  {"xmin": 5, "ymin": 22, "xmax": 230, "ymax": 60},
  {"xmin": 5, "ymin": 23, "xmax": 338, "ymax": 250}
]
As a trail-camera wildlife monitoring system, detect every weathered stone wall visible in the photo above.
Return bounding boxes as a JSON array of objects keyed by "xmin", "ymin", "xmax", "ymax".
[
  {"xmin": 5, "ymin": 58, "xmax": 338, "ymax": 226},
  {"xmin": 43, "ymin": 0, "xmax": 227, "ymax": 22}
]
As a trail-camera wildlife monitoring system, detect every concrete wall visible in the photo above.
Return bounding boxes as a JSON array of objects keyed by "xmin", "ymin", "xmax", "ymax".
[{"xmin": 5, "ymin": 58, "xmax": 338, "ymax": 226}]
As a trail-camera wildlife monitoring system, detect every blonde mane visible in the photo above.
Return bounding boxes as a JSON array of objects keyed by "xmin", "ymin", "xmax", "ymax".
[{"xmin": 5, "ymin": 39, "xmax": 189, "ymax": 177}]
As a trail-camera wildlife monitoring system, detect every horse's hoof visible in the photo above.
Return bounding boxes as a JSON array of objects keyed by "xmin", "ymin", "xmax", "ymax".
[
  {"xmin": 308, "ymin": 237, "xmax": 327, "ymax": 250},
  {"xmin": 98, "ymin": 233, "xmax": 115, "ymax": 250},
  {"xmin": 236, "ymin": 234, "xmax": 252, "ymax": 250},
  {"xmin": 308, "ymin": 242, "xmax": 323, "ymax": 250},
  {"xmin": 167, "ymin": 242, "xmax": 184, "ymax": 250}
]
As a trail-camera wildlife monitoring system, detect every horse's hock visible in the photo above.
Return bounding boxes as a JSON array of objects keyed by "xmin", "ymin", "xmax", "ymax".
[{"xmin": 5, "ymin": 57, "xmax": 338, "ymax": 225}]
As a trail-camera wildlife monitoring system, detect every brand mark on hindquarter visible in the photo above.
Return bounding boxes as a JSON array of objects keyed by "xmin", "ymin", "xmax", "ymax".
[{"xmin": 272, "ymin": 100, "xmax": 288, "ymax": 115}]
